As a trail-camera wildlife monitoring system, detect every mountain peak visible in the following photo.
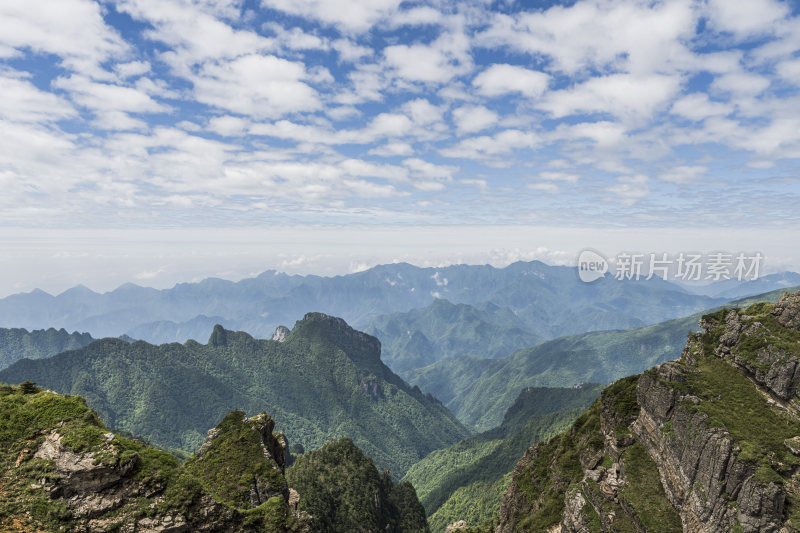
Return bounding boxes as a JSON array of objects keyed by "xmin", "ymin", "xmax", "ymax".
[
  {"xmin": 291, "ymin": 312, "xmax": 382, "ymax": 364},
  {"xmin": 208, "ymin": 324, "xmax": 227, "ymax": 347},
  {"xmin": 272, "ymin": 325, "xmax": 290, "ymax": 342}
]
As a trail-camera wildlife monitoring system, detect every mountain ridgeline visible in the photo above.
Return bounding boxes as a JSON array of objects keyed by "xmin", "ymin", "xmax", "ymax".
[
  {"xmin": 365, "ymin": 298, "xmax": 542, "ymax": 374},
  {"xmin": 0, "ymin": 261, "xmax": 727, "ymax": 351},
  {"xmin": 0, "ymin": 327, "xmax": 93, "ymax": 371},
  {"xmin": 406, "ymin": 285, "xmax": 799, "ymax": 431},
  {"xmin": 0, "ymin": 313, "xmax": 470, "ymax": 478},
  {"xmin": 496, "ymin": 290, "xmax": 800, "ymax": 532}
]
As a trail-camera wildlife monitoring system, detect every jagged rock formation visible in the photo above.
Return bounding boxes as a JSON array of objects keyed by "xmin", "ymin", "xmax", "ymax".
[
  {"xmin": 273, "ymin": 325, "xmax": 290, "ymax": 342},
  {"xmin": 497, "ymin": 290, "xmax": 800, "ymax": 533},
  {"xmin": 0, "ymin": 383, "xmax": 310, "ymax": 532}
]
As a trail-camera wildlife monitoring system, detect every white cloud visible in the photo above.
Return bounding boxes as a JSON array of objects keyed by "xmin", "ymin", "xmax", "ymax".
[
  {"xmin": 777, "ymin": 58, "xmax": 800, "ymax": 85},
  {"xmin": 605, "ymin": 175, "xmax": 650, "ymax": 205},
  {"xmin": 384, "ymin": 31, "xmax": 472, "ymax": 84},
  {"xmin": 331, "ymin": 39, "xmax": 373, "ymax": 62},
  {"xmin": 403, "ymin": 99, "xmax": 444, "ymax": 126},
  {"xmin": 541, "ymin": 74, "xmax": 682, "ymax": 122},
  {"xmin": 0, "ymin": 73, "xmax": 76, "ymax": 123},
  {"xmin": 388, "ymin": 7, "xmax": 444, "ymax": 27},
  {"xmin": 54, "ymin": 75, "xmax": 170, "ymax": 114},
  {"xmin": 368, "ymin": 142, "xmax": 414, "ymax": 157},
  {"xmin": 261, "ymin": 0, "xmax": 402, "ymax": 32},
  {"xmin": 452, "ymin": 105, "xmax": 498, "ymax": 134},
  {"xmin": 670, "ymin": 93, "xmax": 733, "ymax": 121},
  {"xmin": 473, "ymin": 64, "xmax": 549, "ymax": 98},
  {"xmin": 208, "ymin": 115, "xmax": 249, "ymax": 137},
  {"xmin": 115, "ymin": 61, "xmax": 152, "ymax": 79},
  {"xmin": 528, "ymin": 182, "xmax": 560, "ymax": 193},
  {"xmin": 536, "ymin": 172, "xmax": 580, "ymax": 183},
  {"xmin": 706, "ymin": 0, "xmax": 790, "ymax": 37},
  {"xmin": 262, "ymin": 23, "xmax": 328, "ymax": 51},
  {"xmin": 191, "ymin": 54, "xmax": 321, "ymax": 117},
  {"xmin": 0, "ymin": 0, "xmax": 128, "ymax": 77},
  {"xmin": 554, "ymin": 121, "xmax": 626, "ymax": 147},
  {"xmin": 118, "ymin": 0, "xmax": 275, "ymax": 65},
  {"xmin": 712, "ymin": 72, "xmax": 771, "ymax": 96},
  {"xmin": 659, "ymin": 165, "xmax": 707, "ymax": 184},
  {"xmin": 478, "ymin": 0, "xmax": 696, "ymax": 75},
  {"xmin": 440, "ymin": 129, "xmax": 539, "ymax": 161}
]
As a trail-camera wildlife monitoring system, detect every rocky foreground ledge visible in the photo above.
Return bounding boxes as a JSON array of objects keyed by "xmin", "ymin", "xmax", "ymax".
[
  {"xmin": 497, "ymin": 290, "xmax": 800, "ymax": 533},
  {"xmin": 0, "ymin": 383, "xmax": 310, "ymax": 532}
]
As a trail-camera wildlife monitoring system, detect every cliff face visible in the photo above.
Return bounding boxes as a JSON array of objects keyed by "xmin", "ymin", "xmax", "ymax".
[
  {"xmin": 497, "ymin": 290, "xmax": 800, "ymax": 533},
  {"xmin": 0, "ymin": 383, "xmax": 310, "ymax": 532}
]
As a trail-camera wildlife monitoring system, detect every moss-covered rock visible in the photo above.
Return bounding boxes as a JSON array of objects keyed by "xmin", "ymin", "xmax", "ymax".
[{"xmin": 0, "ymin": 383, "xmax": 309, "ymax": 532}]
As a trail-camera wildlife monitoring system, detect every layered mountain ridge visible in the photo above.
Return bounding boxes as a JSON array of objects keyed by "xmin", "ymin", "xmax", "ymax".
[
  {"xmin": 0, "ymin": 312, "xmax": 470, "ymax": 477},
  {"xmin": 496, "ymin": 290, "xmax": 800, "ymax": 532},
  {"xmin": 0, "ymin": 261, "xmax": 726, "ymax": 353}
]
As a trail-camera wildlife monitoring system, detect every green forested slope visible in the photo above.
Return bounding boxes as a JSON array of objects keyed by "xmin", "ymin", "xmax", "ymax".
[
  {"xmin": 0, "ymin": 313, "xmax": 470, "ymax": 477},
  {"xmin": 287, "ymin": 438, "xmax": 429, "ymax": 533},
  {"xmin": 402, "ymin": 384, "xmax": 603, "ymax": 532},
  {"xmin": 407, "ymin": 286, "xmax": 798, "ymax": 431},
  {"xmin": 365, "ymin": 299, "xmax": 541, "ymax": 374},
  {"xmin": 0, "ymin": 327, "xmax": 93, "ymax": 370}
]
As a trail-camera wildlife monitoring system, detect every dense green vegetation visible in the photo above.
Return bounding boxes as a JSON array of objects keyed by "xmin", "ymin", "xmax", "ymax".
[
  {"xmin": 0, "ymin": 383, "xmax": 306, "ymax": 532},
  {"xmin": 505, "ymin": 376, "xmax": 650, "ymax": 531},
  {"xmin": 0, "ymin": 314, "xmax": 470, "ymax": 477},
  {"xmin": 286, "ymin": 438, "xmax": 429, "ymax": 533},
  {"xmin": 403, "ymin": 384, "xmax": 602, "ymax": 532},
  {"xmin": 408, "ymin": 314, "xmax": 697, "ymax": 431},
  {"xmin": 0, "ymin": 327, "xmax": 93, "ymax": 371},
  {"xmin": 365, "ymin": 299, "xmax": 541, "ymax": 373},
  {"xmin": 407, "ymin": 286, "xmax": 798, "ymax": 430}
]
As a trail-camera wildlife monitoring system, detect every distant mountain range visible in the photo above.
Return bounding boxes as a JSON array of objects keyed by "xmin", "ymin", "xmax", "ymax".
[
  {"xmin": 0, "ymin": 313, "xmax": 470, "ymax": 477},
  {"xmin": 405, "ymin": 285, "xmax": 799, "ymax": 430},
  {"xmin": 675, "ymin": 270, "xmax": 800, "ymax": 299},
  {"xmin": 0, "ymin": 261, "xmax": 739, "ymax": 375}
]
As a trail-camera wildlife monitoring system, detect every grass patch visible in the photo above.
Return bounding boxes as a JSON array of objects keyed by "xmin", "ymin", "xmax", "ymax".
[{"xmin": 620, "ymin": 442, "xmax": 682, "ymax": 532}]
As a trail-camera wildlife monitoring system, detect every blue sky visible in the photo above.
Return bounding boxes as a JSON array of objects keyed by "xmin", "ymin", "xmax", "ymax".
[{"xmin": 1, "ymin": 0, "xmax": 800, "ymax": 295}]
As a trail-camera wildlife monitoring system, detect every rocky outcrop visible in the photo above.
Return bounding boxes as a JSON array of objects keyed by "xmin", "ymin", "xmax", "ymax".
[
  {"xmin": 773, "ymin": 290, "xmax": 800, "ymax": 330},
  {"xmin": 3, "ymin": 385, "xmax": 309, "ymax": 533},
  {"xmin": 445, "ymin": 520, "xmax": 468, "ymax": 532},
  {"xmin": 497, "ymin": 292, "xmax": 800, "ymax": 533},
  {"xmin": 272, "ymin": 325, "xmax": 290, "ymax": 342},
  {"xmin": 711, "ymin": 307, "xmax": 800, "ymax": 401}
]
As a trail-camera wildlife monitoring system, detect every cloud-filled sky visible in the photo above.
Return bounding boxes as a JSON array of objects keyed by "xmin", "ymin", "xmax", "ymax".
[{"xmin": 1, "ymin": 0, "xmax": 800, "ymax": 295}]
